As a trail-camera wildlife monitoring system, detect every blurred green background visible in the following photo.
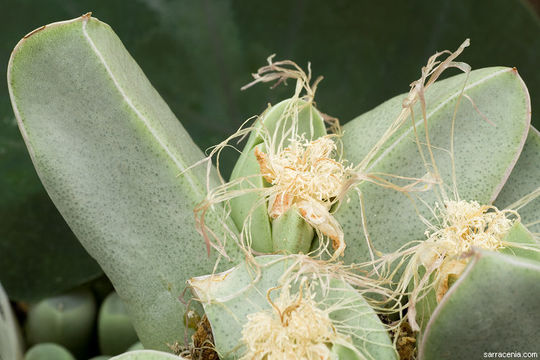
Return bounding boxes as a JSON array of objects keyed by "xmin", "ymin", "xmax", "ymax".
[{"xmin": 1, "ymin": 0, "xmax": 539, "ymax": 302}]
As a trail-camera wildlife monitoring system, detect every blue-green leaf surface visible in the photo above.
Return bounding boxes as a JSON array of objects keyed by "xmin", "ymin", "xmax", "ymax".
[
  {"xmin": 8, "ymin": 15, "xmax": 241, "ymax": 350},
  {"xmin": 418, "ymin": 250, "xmax": 540, "ymax": 359},
  {"xmin": 2, "ymin": 0, "xmax": 540, "ymax": 301},
  {"xmin": 190, "ymin": 255, "xmax": 397, "ymax": 360},
  {"xmin": 495, "ymin": 126, "xmax": 540, "ymax": 234},
  {"xmin": 336, "ymin": 68, "xmax": 530, "ymax": 264}
]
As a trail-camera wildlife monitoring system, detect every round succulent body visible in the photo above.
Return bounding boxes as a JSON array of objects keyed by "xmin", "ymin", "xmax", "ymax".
[
  {"xmin": 25, "ymin": 289, "xmax": 96, "ymax": 357},
  {"xmin": 98, "ymin": 292, "xmax": 139, "ymax": 355},
  {"xmin": 24, "ymin": 343, "xmax": 75, "ymax": 360}
]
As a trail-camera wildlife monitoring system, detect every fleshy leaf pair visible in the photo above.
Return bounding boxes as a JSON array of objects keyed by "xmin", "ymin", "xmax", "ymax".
[{"xmin": 189, "ymin": 255, "xmax": 397, "ymax": 360}]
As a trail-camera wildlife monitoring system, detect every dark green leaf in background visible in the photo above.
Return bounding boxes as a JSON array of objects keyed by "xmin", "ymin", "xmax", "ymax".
[{"xmin": 1, "ymin": 0, "xmax": 539, "ymax": 301}]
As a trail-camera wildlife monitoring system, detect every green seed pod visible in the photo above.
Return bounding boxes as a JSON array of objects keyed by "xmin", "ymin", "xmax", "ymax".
[
  {"xmin": 25, "ymin": 289, "xmax": 96, "ymax": 357},
  {"xmin": 89, "ymin": 356, "xmax": 111, "ymax": 360},
  {"xmin": 24, "ymin": 343, "xmax": 75, "ymax": 360},
  {"xmin": 98, "ymin": 292, "xmax": 139, "ymax": 355}
]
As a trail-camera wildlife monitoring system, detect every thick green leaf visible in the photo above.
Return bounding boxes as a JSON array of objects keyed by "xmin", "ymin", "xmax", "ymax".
[
  {"xmin": 495, "ymin": 126, "xmax": 540, "ymax": 234},
  {"xmin": 24, "ymin": 343, "xmax": 75, "ymax": 360},
  {"xmin": 0, "ymin": 113, "xmax": 101, "ymax": 303},
  {"xmin": 110, "ymin": 350, "xmax": 186, "ymax": 360},
  {"xmin": 190, "ymin": 255, "xmax": 397, "ymax": 360},
  {"xmin": 272, "ymin": 205, "xmax": 314, "ymax": 254},
  {"xmin": 0, "ymin": 283, "xmax": 23, "ymax": 360},
  {"xmin": 25, "ymin": 288, "xmax": 96, "ymax": 357},
  {"xmin": 8, "ymin": 15, "xmax": 241, "ymax": 350},
  {"xmin": 418, "ymin": 250, "xmax": 540, "ymax": 359},
  {"xmin": 336, "ymin": 67, "xmax": 530, "ymax": 264},
  {"xmin": 0, "ymin": 114, "xmax": 102, "ymax": 302},
  {"xmin": 230, "ymin": 141, "xmax": 273, "ymax": 253},
  {"xmin": 2, "ymin": 0, "xmax": 540, "ymax": 300},
  {"xmin": 414, "ymin": 222, "xmax": 540, "ymax": 332},
  {"xmin": 0, "ymin": 179, "xmax": 102, "ymax": 301},
  {"xmin": 500, "ymin": 222, "xmax": 540, "ymax": 261}
]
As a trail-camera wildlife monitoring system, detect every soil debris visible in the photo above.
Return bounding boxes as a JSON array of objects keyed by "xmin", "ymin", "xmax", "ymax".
[
  {"xmin": 190, "ymin": 315, "xmax": 219, "ymax": 360},
  {"xmin": 394, "ymin": 320, "xmax": 417, "ymax": 360}
]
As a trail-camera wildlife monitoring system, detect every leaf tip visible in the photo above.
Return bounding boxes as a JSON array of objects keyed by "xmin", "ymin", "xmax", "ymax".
[{"xmin": 23, "ymin": 25, "xmax": 46, "ymax": 39}]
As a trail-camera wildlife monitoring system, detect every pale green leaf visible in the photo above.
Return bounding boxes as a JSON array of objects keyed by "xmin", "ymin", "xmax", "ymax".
[
  {"xmin": 110, "ymin": 350, "xmax": 186, "ymax": 360},
  {"xmin": 494, "ymin": 126, "xmax": 540, "ymax": 234},
  {"xmin": 190, "ymin": 255, "xmax": 397, "ymax": 360},
  {"xmin": 418, "ymin": 250, "xmax": 540, "ymax": 359},
  {"xmin": 336, "ymin": 68, "xmax": 530, "ymax": 264},
  {"xmin": 8, "ymin": 15, "xmax": 241, "ymax": 350}
]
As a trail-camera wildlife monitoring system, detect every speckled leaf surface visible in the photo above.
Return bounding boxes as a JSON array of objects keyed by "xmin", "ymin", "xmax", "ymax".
[
  {"xmin": 110, "ymin": 350, "xmax": 186, "ymax": 360},
  {"xmin": 0, "ymin": 113, "xmax": 102, "ymax": 302},
  {"xmin": 8, "ymin": 15, "xmax": 241, "ymax": 350},
  {"xmin": 2, "ymin": 0, "xmax": 540, "ymax": 302},
  {"xmin": 418, "ymin": 250, "xmax": 540, "ymax": 359},
  {"xmin": 336, "ymin": 67, "xmax": 530, "ymax": 264},
  {"xmin": 189, "ymin": 255, "xmax": 397, "ymax": 360},
  {"xmin": 0, "ymin": 283, "xmax": 23, "ymax": 360},
  {"xmin": 495, "ymin": 126, "xmax": 540, "ymax": 234},
  {"xmin": 500, "ymin": 222, "xmax": 540, "ymax": 261},
  {"xmin": 414, "ymin": 222, "xmax": 540, "ymax": 332}
]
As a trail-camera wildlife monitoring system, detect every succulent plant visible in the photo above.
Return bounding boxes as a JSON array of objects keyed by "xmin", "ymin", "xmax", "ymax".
[
  {"xmin": 98, "ymin": 292, "xmax": 139, "ymax": 355},
  {"xmin": 25, "ymin": 288, "xmax": 96, "ymax": 356},
  {"xmin": 110, "ymin": 350, "xmax": 187, "ymax": 360},
  {"xmin": 6, "ymin": 12, "xmax": 539, "ymax": 360},
  {"xmin": 8, "ymin": 13, "xmax": 242, "ymax": 350},
  {"xmin": 227, "ymin": 95, "xmax": 328, "ymax": 254},
  {"xmin": 0, "ymin": 283, "xmax": 23, "ymax": 360},
  {"xmin": 24, "ymin": 343, "xmax": 75, "ymax": 360}
]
